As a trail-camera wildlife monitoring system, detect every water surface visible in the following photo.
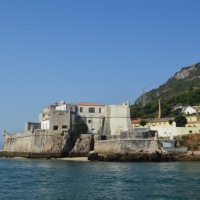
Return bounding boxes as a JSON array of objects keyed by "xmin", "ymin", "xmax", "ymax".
[{"xmin": 0, "ymin": 158, "xmax": 199, "ymax": 200}]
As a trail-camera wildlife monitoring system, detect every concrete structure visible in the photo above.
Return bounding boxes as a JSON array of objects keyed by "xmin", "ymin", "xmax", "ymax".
[
  {"xmin": 150, "ymin": 124, "xmax": 200, "ymax": 138},
  {"xmin": 103, "ymin": 101, "xmax": 133, "ymax": 135},
  {"xmin": 40, "ymin": 101, "xmax": 76, "ymax": 134},
  {"xmin": 132, "ymin": 116, "xmax": 200, "ymax": 138},
  {"xmin": 77, "ymin": 102, "xmax": 105, "ymax": 134},
  {"xmin": 94, "ymin": 139, "xmax": 158, "ymax": 154}
]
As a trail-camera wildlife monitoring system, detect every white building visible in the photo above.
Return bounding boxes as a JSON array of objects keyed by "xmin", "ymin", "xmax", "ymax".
[{"xmin": 182, "ymin": 106, "xmax": 198, "ymax": 115}]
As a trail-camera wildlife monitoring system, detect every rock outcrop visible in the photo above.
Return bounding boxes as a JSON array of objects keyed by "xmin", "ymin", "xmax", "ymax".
[
  {"xmin": 88, "ymin": 151, "xmax": 200, "ymax": 162},
  {"xmin": 69, "ymin": 134, "xmax": 94, "ymax": 157}
]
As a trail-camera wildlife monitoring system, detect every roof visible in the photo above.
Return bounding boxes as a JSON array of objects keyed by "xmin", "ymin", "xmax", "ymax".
[
  {"xmin": 131, "ymin": 119, "xmax": 141, "ymax": 124},
  {"xmin": 77, "ymin": 102, "xmax": 105, "ymax": 107},
  {"xmin": 145, "ymin": 118, "xmax": 174, "ymax": 123},
  {"xmin": 132, "ymin": 118, "xmax": 174, "ymax": 124}
]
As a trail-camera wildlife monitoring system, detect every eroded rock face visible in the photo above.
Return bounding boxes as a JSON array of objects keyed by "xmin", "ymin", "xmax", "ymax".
[
  {"xmin": 174, "ymin": 65, "xmax": 196, "ymax": 80},
  {"xmin": 69, "ymin": 134, "xmax": 94, "ymax": 157}
]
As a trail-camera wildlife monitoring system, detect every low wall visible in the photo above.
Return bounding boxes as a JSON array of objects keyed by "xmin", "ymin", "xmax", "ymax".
[
  {"xmin": 161, "ymin": 147, "xmax": 188, "ymax": 153},
  {"xmin": 94, "ymin": 139, "xmax": 158, "ymax": 154},
  {"xmin": 150, "ymin": 126, "xmax": 200, "ymax": 137}
]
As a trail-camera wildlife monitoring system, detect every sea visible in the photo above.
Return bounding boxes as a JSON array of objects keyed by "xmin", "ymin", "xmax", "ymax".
[{"xmin": 0, "ymin": 158, "xmax": 199, "ymax": 200}]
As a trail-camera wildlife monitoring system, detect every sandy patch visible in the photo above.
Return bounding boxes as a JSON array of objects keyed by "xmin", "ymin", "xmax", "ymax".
[{"xmin": 56, "ymin": 157, "xmax": 89, "ymax": 162}]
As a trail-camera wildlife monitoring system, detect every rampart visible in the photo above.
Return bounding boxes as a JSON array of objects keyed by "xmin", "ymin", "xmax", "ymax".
[
  {"xmin": 94, "ymin": 139, "xmax": 158, "ymax": 154},
  {"xmin": 2, "ymin": 130, "xmax": 73, "ymax": 155}
]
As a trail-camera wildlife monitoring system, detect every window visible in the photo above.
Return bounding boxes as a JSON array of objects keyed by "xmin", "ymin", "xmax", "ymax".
[
  {"xmin": 80, "ymin": 107, "xmax": 83, "ymax": 113},
  {"xmin": 99, "ymin": 108, "xmax": 101, "ymax": 113},
  {"xmin": 89, "ymin": 107, "xmax": 95, "ymax": 113},
  {"xmin": 88, "ymin": 120, "xmax": 91, "ymax": 123},
  {"xmin": 62, "ymin": 125, "xmax": 67, "ymax": 129},
  {"xmin": 53, "ymin": 126, "xmax": 58, "ymax": 130}
]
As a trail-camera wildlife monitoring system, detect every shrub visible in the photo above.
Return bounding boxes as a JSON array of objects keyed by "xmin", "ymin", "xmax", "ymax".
[
  {"xmin": 140, "ymin": 120, "xmax": 147, "ymax": 127},
  {"xmin": 174, "ymin": 115, "xmax": 187, "ymax": 127}
]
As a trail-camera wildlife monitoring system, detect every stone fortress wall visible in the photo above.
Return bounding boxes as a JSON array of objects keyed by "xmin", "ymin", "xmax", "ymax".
[
  {"xmin": 103, "ymin": 102, "xmax": 133, "ymax": 135},
  {"xmin": 2, "ymin": 101, "xmax": 162, "ymax": 158},
  {"xmin": 94, "ymin": 139, "xmax": 158, "ymax": 154},
  {"xmin": 3, "ymin": 129, "xmax": 72, "ymax": 154}
]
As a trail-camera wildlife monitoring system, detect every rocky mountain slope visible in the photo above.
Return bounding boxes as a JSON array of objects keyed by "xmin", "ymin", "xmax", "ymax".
[{"xmin": 135, "ymin": 63, "xmax": 200, "ymax": 105}]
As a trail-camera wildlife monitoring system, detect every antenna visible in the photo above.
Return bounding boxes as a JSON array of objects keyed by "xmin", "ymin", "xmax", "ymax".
[{"xmin": 143, "ymin": 87, "xmax": 146, "ymax": 106}]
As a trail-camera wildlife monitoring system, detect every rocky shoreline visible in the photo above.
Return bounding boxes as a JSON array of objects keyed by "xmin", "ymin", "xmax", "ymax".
[
  {"xmin": 1, "ymin": 150, "xmax": 200, "ymax": 162},
  {"xmin": 88, "ymin": 151, "xmax": 200, "ymax": 162}
]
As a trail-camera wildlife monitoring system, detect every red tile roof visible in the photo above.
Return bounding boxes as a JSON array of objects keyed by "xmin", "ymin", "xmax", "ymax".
[
  {"xmin": 131, "ymin": 119, "xmax": 141, "ymax": 124},
  {"xmin": 77, "ymin": 102, "xmax": 105, "ymax": 106}
]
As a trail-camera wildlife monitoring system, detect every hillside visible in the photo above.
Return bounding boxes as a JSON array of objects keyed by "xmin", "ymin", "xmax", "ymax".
[{"xmin": 131, "ymin": 63, "xmax": 200, "ymax": 119}]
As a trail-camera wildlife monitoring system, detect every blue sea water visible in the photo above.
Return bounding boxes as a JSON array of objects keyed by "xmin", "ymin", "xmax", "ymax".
[{"xmin": 0, "ymin": 158, "xmax": 200, "ymax": 200}]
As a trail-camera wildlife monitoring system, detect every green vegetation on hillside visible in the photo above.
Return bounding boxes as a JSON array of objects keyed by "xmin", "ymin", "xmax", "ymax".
[
  {"xmin": 131, "ymin": 101, "xmax": 171, "ymax": 119},
  {"xmin": 131, "ymin": 63, "xmax": 200, "ymax": 119}
]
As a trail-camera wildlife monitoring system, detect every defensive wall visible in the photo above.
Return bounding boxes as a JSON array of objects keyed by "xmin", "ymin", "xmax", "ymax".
[
  {"xmin": 94, "ymin": 139, "xmax": 158, "ymax": 154},
  {"xmin": 2, "ymin": 129, "xmax": 73, "ymax": 156},
  {"xmin": 103, "ymin": 102, "xmax": 133, "ymax": 135}
]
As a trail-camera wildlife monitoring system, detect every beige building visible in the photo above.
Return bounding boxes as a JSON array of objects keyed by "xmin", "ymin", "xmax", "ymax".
[
  {"xmin": 77, "ymin": 102, "xmax": 105, "ymax": 134},
  {"xmin": 39, "ymin": 101, "xmax": 76, "ymax": 134},
  {"xmin": 132, "ymin": 118, "xmax": 174, "ymax": 127}
]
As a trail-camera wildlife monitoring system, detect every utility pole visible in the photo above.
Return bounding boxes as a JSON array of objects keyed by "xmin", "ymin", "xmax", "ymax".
[{"xmin": 158, "ymin": 98, "xmax": 161, "ymax": 118}]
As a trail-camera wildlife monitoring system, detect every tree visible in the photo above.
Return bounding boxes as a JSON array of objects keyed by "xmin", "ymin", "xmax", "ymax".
[
  {"xmin": 140, "ymin": 120, "xmax": 147, "ymax": 127},
  {"xmin": 174, "ymin": 115, "xmax": 187, "ymax": 127},
  {"xmin": 73, "ymin": 122, "xmax": 88, "ymax": 140},
  {"xmin": 169, "ymin": 119, "xmax": 173, "ymax": 125}
]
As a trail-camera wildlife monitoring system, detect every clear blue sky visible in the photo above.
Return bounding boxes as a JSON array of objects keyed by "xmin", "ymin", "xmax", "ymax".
[{"xmin": 0, "ymin": 0, "xmax": 200, "ymax": 147}]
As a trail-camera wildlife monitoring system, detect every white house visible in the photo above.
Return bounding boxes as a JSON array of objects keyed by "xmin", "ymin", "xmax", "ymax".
[{"xmin": 182, "ymin": 106, "xmax": 198, "ymax": 115}]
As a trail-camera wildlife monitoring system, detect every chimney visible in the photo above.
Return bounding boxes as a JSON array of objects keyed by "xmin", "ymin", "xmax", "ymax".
[{"xmin": 158, "ymin": 98, "xmax": 161, "ymax": 118}]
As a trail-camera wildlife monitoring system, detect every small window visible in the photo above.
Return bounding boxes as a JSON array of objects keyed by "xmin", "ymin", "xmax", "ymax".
[
  {"xmin": 62, "ymin": 125, "xmax": 67, "ymax": 129},
  {"xmin": 89, "ymin": 107, "xmax": 95, "ymax": 113},
  {"xmin": 80, "ymin": 107, "xmax": 83, "ymax": 113},
  {"xmin": 99, "ymin": 108, "xmax": 101, "ymax": 113},
  {"xmin": 53, "ymin": 126, "xmax": 58, "ymax": 130},
  {"xmin": 88, "ymin": 120, "xmax": 91, "ymax": 123}
]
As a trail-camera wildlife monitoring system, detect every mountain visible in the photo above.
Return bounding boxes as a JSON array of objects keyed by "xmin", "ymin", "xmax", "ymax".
[{"xmin": 131, "ymin": 63, "xmax": 200, "ymax": 119}]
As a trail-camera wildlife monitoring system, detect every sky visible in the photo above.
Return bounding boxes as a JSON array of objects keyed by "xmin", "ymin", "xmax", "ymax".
[{"xmin": 0, "ymin": 0, "xmax": 200, "ymax": 147}]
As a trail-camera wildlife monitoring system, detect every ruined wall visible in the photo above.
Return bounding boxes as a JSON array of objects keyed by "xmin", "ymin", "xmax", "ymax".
[
  {"xmin": 94, "ymin": 139, "xmax": 159, "ymax": 154},
  {"xmin": 25, "ymin": 122, "xmax": 41, "ymax": 131},
  {"xmin": 2, "ymin": 130, "xmax": 73, "ymax": 154}
]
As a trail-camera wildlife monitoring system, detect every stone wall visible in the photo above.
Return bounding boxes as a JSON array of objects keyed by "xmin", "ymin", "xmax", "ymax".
[
  {"xmin": 2, "ymin": 130, "xmax": 73, "ymax": 155},
  {"xmin": 103, "ymin": 102, "xmax": 133, "ymax": 135},
  {"xmin": 94, "ymin": 139, "xmax": 158, "ymax": 154},
  {"xmin": 25, "ymin": 122, "xmax": 41, "ymax": 131}
]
